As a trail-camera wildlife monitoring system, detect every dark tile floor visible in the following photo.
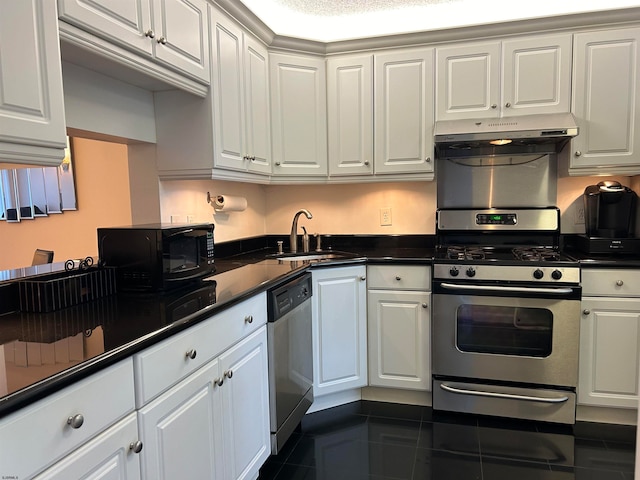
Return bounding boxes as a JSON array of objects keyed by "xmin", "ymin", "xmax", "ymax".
[{"xmin": 259, "ymin": 401, "xmax": 636, "ymax": 480}]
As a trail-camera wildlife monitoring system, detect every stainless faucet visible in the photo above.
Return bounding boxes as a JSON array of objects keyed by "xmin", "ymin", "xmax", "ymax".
[{"xmin": 290, "ymin": 209, "xmax": 313, "ymax": 253}]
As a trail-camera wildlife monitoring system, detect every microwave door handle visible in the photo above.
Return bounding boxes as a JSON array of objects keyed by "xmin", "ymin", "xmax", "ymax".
[
  {"xmin": 439, "ymin": 282, "xmax": 574, "ymax": 295},
  {"xmin": 440, "ymin": 383, "xmax": 569, "ymax": 404}
]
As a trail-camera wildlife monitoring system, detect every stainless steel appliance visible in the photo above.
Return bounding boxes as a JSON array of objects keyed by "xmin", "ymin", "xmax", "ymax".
[
  {"xmin": 267, "ymin": 272, "xmax": 313, "ymax": 453},
  {"xmin": 97, "ymin": 223, "xmax": 215, "ymax": 291},
  {"xmin": 575, "ymin": 180, "xmax": 640, "ymax": 254},
  {"xmin": 431, "ymin": 208, "xmax": 582, "ymax": 424}
]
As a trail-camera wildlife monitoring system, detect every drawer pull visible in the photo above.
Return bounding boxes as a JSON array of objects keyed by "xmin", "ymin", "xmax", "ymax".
[
  {"xmin": 422, "ymin": 303, "xmax": 428, "ymax": 309},
  {"xmin": 214, "ymin": 378, "xmax": 224, "ymax": 387},
  {"xmin": 67, "ymin": 414, "xmax": 84, "ymax": 429},
  {"xmin": 583, "ymin": 309, "xmax": 591, "ymax": 315},
  {"xmin": 616, "ymin": 280, "xmax": 624, "ymax": 286},
  {"xmin": 224, "ymin": 370, "xmax": 233, "ymax": 379},
  {"xmin": 129, "ymin": 441, "xmax": 144, "ymax": 454},
  {"xmin": 395, "ymin": 276, "xmax": 401, "ymax": 281},
  {"xmin": 245, "ymin": 315, "xmax": 253, "ymax": 324},
  {"xmin": 360, "ymin": 276, "xmax": 366, "ymax": 281},
  {"xmin": 185, "ymin": 349, "xmax": 197, "ymax": 360}
]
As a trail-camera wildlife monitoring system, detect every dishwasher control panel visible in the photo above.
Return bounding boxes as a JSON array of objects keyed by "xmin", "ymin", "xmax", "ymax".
[{"xmin": 268, "ymin": 273, "xmax": 312, "ymax": 321}]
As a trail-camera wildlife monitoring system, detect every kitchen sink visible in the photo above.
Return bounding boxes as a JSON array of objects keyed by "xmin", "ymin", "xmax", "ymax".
[{"xmin": 269, "ymin": 251, "xmax": 357, "ymax": 262}]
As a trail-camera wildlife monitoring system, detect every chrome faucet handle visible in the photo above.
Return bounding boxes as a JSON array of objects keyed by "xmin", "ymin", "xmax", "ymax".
[
  {"xmin": 276, "ymin": 240, "xmax": 284, "ymax": 254},
  {"xmin": 314, "ymin": 233, "xmax": 322, "ymax": 252}
]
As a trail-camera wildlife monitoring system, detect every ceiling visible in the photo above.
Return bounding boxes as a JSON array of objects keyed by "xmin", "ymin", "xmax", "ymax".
[{"xmin": 237, "ymin": 0, "xmax": 640, "ymax": 42}]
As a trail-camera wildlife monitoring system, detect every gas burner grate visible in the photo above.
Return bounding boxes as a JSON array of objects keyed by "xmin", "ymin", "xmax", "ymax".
[
  {"xmin": 512, "ymin": 247, "xmax": 561, "ymax": 262},
  {"xmin": 446, "ymin": 246, "xmax": 486, "ymax": 261}
]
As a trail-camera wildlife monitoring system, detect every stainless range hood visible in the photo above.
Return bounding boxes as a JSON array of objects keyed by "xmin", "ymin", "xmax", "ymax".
[{"xmin": 434, "ymin": 112, "xmax": 578, "ymax": 159}]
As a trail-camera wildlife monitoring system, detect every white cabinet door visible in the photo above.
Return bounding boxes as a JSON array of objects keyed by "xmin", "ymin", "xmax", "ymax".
[
  {"xmin": 501, "ymin": 34, "xmax": 572, "ymax": 116},
  {"xmin": 374, "ymin": 48, "xmax": 435, "ymax": 175},
  {"xmin": 211, "ymin": 12, "xmax": 271, "ymax": 175},
  {"xmin": 368, "ymin": 290, "xmax": 430, "ymax": 391},
  {"xmin": 327, "ymin": 54, "xmax": 374, "ymax": 176},
  {"xmin": 270, "ymin": 52, "xmax": 328, "ymax": 177},
  {"xmin": 0, "ymin": 1, "xmax": 67, "ymax": 166},
  {"xmin": 137, "ymin": 359, "xmax": 222, "ymax": 480},
  {"xmin": 33, "ymin": 413, "xmax": 142, "ymax": 480},
  {"xmin": 219, "ymin": 327, "xmax": 270, "ymax": 480},
  {"xmin": 152, "ymin": 0, "xmax": 209, "ymax": 83},
  {"xmin": 312, "ymin": 266, "xmax": 368, "ymax": 397},
  {"xmin": 57, "ymin": 0, "xmax": 153, "ymax": 56},
  {"xmin": 579, "ymin": 297, "xmax": 640, "ymax": 408},
  {"xmin": 436, "ymin": 41, "xmax": 501, "ymax": 120},
  {"xmin": 436, "ymin": 34, "xmax": 571, "ymax": 121},
  {"xmin": 571, "ymin": 27, "xmax": 640, "ymax": 175}
]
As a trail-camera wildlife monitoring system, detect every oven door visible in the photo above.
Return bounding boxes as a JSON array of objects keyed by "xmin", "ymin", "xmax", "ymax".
[{"xmin": 432, "ymin": 281, "xmax": 581, "ymax": 388}]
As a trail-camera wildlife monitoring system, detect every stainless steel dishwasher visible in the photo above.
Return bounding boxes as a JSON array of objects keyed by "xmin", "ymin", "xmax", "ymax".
[{"xmin": 267, "ymin": 272, "xmax": 314, "ymax": 454}]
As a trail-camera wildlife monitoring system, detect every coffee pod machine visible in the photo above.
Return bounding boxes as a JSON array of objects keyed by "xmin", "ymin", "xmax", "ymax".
[{"xmin": 576, "ymin": 181, "xmax": 640, "ymax": 254}]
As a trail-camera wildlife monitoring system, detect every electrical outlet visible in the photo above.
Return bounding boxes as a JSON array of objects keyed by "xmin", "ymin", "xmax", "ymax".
[
  {"xmin": 380, "ymin": 207, "xmax": 392, "ymax": 226},
  {"xmin": 170, "ymin": 215, "xmax": 184, "ymax": 224},
  {"xmin": 575, "ymin": 205, "xmax": 585, "ymax": 225},
  {"xmin": 186, "ymin": 215, "xmax": 195, "ymax": 224}
]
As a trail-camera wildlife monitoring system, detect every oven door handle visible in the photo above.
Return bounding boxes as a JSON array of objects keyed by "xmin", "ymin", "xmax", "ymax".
[
  {"xmin": 440, "ymin": 383, "xmax": 569, "ymax": 404},
  {"xmin": 439, "ymin": 282, "xmax": 574, "ymax": 295}
]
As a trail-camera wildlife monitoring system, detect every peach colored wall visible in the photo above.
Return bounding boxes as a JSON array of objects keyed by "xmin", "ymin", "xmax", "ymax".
[
  {"xmin": 159, "ymin": 180, "xmax": 268, "ymax": 242},
  {"xmin": 264, "ymin": 182, "xmax": 437, "ymax": 235},
  {"xmin": 0, "ymin": 139, "xmax": 132, "ymax": 271}
]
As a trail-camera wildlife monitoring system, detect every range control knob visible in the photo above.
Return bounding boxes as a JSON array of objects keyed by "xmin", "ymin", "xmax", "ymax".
[
  {"xmin": 551, "ymin": 270, "xmax": 563, "ymax": 280},
  {"xmin": 449, "ymin": 267, "xmax": 460, "ymax": 277},
  {"xmin": 533, "ymin": 269, "xmax": 544, "ymax": 280},
  {"xmin": 466, "ymin": 267, "xmax": 476, "ymax": 278}
]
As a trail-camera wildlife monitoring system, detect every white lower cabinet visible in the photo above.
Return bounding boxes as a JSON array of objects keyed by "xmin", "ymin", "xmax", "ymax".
[
  {"xmin": 579, "ymin": 269, "xmax": 640, "ymax": 408},
  {"xmin": 367, "ymin": 265, "xmax": 431, "ymax": 391},
  {"xmin": 137, "ymin": 326, "xmax": 270, "ymax": 480},
  {"xmin": 34, "ymin": 413, "xmax": 142, "ymax": 480},
  {"xmin": 311, "ymin": 265, "xmax": 368, "ymax": 397}
]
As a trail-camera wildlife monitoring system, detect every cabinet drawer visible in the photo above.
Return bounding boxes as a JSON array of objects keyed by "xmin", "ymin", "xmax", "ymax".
[
  {"xmin": 582, "ymin": 269, "xmax": 640, "ymax": 297},
  {"xmin": 134, "ymin": 292, "xmax": 266, "ymax": 407},
  {"xmin": 0, "ymin": 359, "xmax": 135, "ymax": 480},
  {"xmin": 367, "ymin": 265, "xmax": 431, "ymax": 290}
]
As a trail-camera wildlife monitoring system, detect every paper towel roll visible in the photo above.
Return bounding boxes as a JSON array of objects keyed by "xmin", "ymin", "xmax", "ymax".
[{"xmin": 213, "ymin": 195, "xmax": 247, "ymax": 212}]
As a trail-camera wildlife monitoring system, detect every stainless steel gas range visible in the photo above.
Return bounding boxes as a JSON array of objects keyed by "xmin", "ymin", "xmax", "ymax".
[{"xmin": 431, "ymin": 207, "xmax": 581, "ymax": 424}]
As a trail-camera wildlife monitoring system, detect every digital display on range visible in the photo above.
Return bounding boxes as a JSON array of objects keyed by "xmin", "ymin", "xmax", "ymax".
[{"xmin": 476, "ymin": 213, "xmax": 517, "ymax": 225}]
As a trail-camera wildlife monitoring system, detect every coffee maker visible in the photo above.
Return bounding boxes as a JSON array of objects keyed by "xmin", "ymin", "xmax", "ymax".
[{"xmin": 576, "ymin": 181, "xmax": 640, "ymax": 254}]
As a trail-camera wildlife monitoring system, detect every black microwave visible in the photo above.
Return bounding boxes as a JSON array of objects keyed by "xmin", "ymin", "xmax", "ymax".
[{"xmin": 97, "ymin": 223, "xmax": 215, "ymax": 292}]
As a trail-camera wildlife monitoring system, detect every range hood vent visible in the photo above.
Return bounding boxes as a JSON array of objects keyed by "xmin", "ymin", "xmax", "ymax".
[{"xmin": 434, "ymin": 112, "xmax": 578, "ymax": 159}]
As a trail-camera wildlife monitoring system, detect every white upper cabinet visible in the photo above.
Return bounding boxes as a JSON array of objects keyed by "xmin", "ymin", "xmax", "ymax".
[
  {"xmin": 570, "ymin": 27, "xmax": 640, "ymax": 175},
  {"xmin": 374, "ymin": 48, "xmax": 435, "ymax": 176},
  {"xmin": 58, "ymin": 0, "xmax": 210, "ymax": 85},
  {"xmin": 270, "ymin": 52, "xmax": 328, "ymax": 178},
  {"xmin": 327, "ymin": 54, "xmax": 374, "ymax": 176},
  {"xmin": 436, "ymin": 33, "xmax": 572, "ymax": 120},
  {"xmin": 211, "ymin": 11, "xmax": 271, "ymax": 175},
  {"xmin": 0, "ymin": 1, "xmax": 67, "ymax": 166}
]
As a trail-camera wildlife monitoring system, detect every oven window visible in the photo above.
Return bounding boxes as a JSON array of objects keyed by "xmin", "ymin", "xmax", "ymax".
[{"xmin": 456, "ymin": 305, "xmax": 553, "ymax": 357}]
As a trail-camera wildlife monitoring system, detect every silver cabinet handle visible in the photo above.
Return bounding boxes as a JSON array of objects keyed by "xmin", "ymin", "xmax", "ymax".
[
  {"xmin": 360, "ymin": 276, "xmax": 366, "ymax": 281},
  {"xmin": 395, "ymin": 276, "xmax": 401, "ymax": 281},
  {"xmin": 440, "ymin": 383, "xmax": 569, "ymax": 404},
  {"xmin": 144, "ymin": 29, "xmax": 155, "ymax": 38},
  {"xmin": 616, "ymin": 280, "xmax": 624, "ymax": 286},
  {"xmin": 275, "ymin": 161, "xmax": 281, "ymax": 166},
  {"xmin": 426, "ymin": 157, "xmax": 431, "ymax": 163},
  {"xmin": 157, "ymin": 36, "xmax": 167, "ymax": 45},
  {"xmin": 575, "ymin": 151, "xmax": 582, "ymax": 157},
  {"xmin": 505, "ymin": 102, "xmax": 512, "ymax": 108},
  {"xmin": 129, "ymin": 441, "xmax": 143, "ymax": 454},
  {"xmin": 422, "ymin": 303, "xmax": 428, "ymax": 309},
  {"xmin": 67, "ymin": 414, "xmax": 84, "ymax": 429},
  {"xmin": 491, "ymin": 104, "xmax": 497, "ymax": 109},
  {"xmin": 224, "ymin": 370, "xmax": 233, "ymax": 379},
  {"xmin": 583, "ymin": 309, "xmax": 591, "ymax": 315},
  {"xmin": 185, "ymin": 349, "xmax": 197, "ymax": 360},
  {"xmin": 214, "ymin": 378, "xmax": 224, "ymax": 387},
  {"xmin": 364, "ymin": 161, "xmax": 370, "ymax": 166},
  {"xmin": 245, "ymin": 315, "xmax": 253, "ymax": 324}
]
